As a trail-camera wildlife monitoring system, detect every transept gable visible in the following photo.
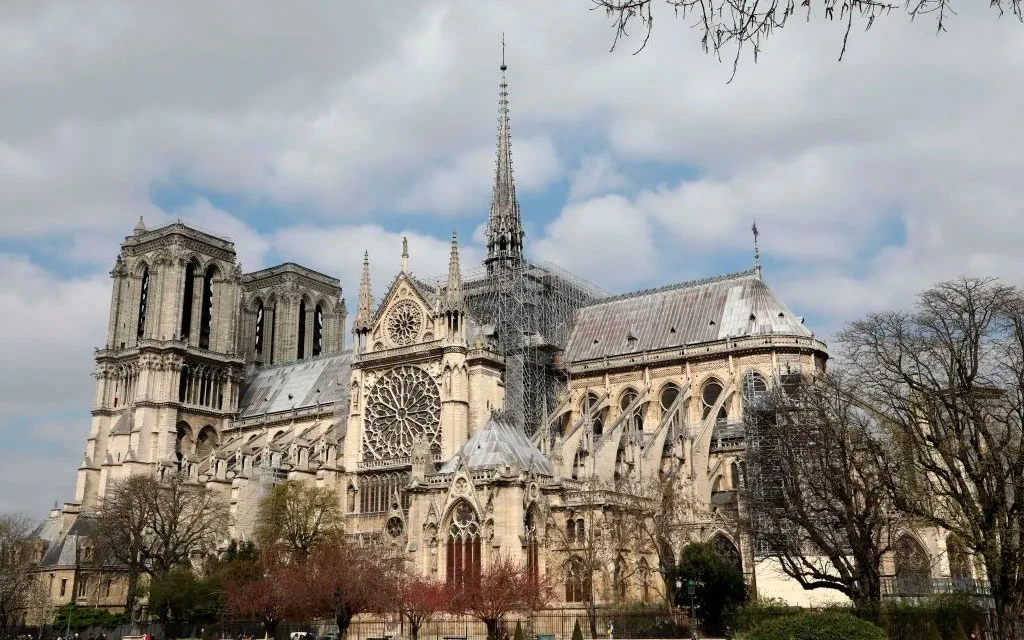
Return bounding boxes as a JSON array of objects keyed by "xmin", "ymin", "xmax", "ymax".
[{"xmin": 368, "ymin": 272, "xmax": 437, "ymax": 350}]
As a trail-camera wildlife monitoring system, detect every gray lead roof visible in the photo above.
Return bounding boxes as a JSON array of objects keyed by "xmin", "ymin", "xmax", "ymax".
[
  {"xmin": 438, "ymin": 413, "xmax": 555, "ymax": 476},
  {"xmin": 237, "ymin": 352, "xmax": 352, "ymax": 418},
  {"xmin": 565, "ymin": 270, "xmax": 813, "ymax": 362}
]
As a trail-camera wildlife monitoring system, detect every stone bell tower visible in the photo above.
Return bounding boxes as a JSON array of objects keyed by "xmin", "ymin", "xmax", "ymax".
[{"xmin": 74, "ymin": 218, "xmax": 245, "ymax": 510}]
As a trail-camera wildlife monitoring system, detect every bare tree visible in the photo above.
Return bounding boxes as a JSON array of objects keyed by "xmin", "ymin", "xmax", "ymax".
[
  {"xmin": 0, "ymin": 514, "xmax": 34, "ymax": 631},
  {"xmin": 742, "ymin": 371, "xmax": 899, "ymax": 605},
  {"xmin": 254, "ymin": 480, "xmax": 343, "ymax": 557},
  {"xmin": 593, "ymin": 0, "xmax": 1022, "ymax": 73},
  {"xmin": 839, "ymin": 277, "xmax": 1024, "ymax": 640},
  {"xmin": 92, "ymin": 473, "xmax": 230, "ymax": 615}
]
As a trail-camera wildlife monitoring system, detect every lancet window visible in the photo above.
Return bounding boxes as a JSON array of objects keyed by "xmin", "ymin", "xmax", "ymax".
[
  {"xmin": 583, "ymin": 392, "xmax": 604, "ymax": 437},
  {"xmin": 701, "ymin": 379, "xmax": 728, "ymax": 424},
  {"xmin": 177, "ymin": 363, "xmax": 229, "ymax": 410},
  {"xmin": 254, "ymin": 300, "xmax": 265, "ymax": 355},
  {"xmin": 358, "ymin": 471, "xmax": 411, "ymax": 514},
  {"xmin": 198, "ymin": 266, "xmax": 216, "ymax": 350},
  {"xmin": 525, "ymin": 508, "xmax": 540, "ymax": 586},
  {"xmin": 110, "ymin": 364, "xmax": 139, "ymax": 407},
  {"xmin": 181, "ymin": 261, "xmax": 197, "ymax": 340},
  {"xmin": 136, "ymin": 266, "xmax": 149, "ymax": 339},
  {"xmin": 313, "ymin": 303, "xmax": 324, "ymax": 357},
  {"xmin": 564, "ymin": 556, "xmax": 590, "ymax": 603},
  {"xmin": 297, "ymin": 299, "xmax": 307, "ymax": 360},
  {"xmin": 446, "ymin": 500, "xmax": 481, "ymax": 589},
  {"xmin": 620, "ymin": 388, "xmax": 645, "ymax": 431}
]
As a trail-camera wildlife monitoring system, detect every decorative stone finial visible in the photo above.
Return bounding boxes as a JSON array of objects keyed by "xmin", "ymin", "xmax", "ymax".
[
  {"xmin": 401, "ymin": 236, "xmax": 409, "ymax": 273},
  {"xmin": 133, "ymin": 216, "xmax": 147, "ymax": 236}
]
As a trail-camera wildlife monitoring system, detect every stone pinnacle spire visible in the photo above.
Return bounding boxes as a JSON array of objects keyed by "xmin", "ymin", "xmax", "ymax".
[
  {"xmin": 484, "ymin": 37, "xmax": 524, "ymax": 270},
  {"xmin": 353, "ymin": 250, "xmax": 374, "ymax": 334},
  {"xmin": 444, "ymin": 230, "xmax": 463, "ymax": 310}
]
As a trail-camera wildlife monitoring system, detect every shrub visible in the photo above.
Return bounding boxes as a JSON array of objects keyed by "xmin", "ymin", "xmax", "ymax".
[
  {"xmin": 514, "ymin": 621, "xmax": 525, "ymax": 640},
  {"xmin": 741, "ymin": 611, "xmax": 886, "ymax": 640},
  {"xmin": 572, "ymin": 620, "xmax": 584, "ymax": 640}
]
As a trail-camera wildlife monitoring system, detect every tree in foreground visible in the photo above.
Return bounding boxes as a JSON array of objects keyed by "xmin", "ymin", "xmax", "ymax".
[
  {"xmin": 454, "ymin": 555, "xmax": 553, "ymax": 640},
  {"xmin": 743, "ymin": 371, "xmax": 898, "ymax": 606},
  {"xmin": 91, "ymin": 473, "xmax": 229, "ymax": 615},
  {"xmin": 254, "ymin": 480, "xmax": 343, "ymax": 557},
  {"xmin": 222, "ymin": 546, "xmax": 290, "ymax": 639},
  {"xmin": 593, "ymin": 0, "xmax": 1023, "ymax": 69},
  {"xmin": 148, "ymin": 564, "xmax": 221, "ymax": 627},
  {"xmin": 293, "ymin": 537, "xmax": 399, "ymax": 637},
  {"xmin": 395, "ymin": 575, "xmax": 450, "ymax": 640},
  {"xmin": 840, "ymin": 277, "xmax": 1024, "ymax": 640},
  {"xmin": 0, "ymin": 514, "xmax": 34, "ymax": 631},
  {"xmin": 672, "ymin": 542, "xmax": 746, "ymax": 635}
]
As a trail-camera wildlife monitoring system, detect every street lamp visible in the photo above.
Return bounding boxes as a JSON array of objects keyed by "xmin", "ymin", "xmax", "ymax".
[{"xmin": 686, "ymin": 579, "xmax": 698, "ymax": 640}]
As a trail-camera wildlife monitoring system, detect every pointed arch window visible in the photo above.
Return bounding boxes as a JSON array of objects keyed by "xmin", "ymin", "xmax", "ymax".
[
  {"xmin": 175, "ymin": 421, "xmax": 194, "ymax": 463},
  {"xmin": 136, "ymin": 267, "xmax": 150, "ymax": 339},
  {"xmin": 199, "ymin": 266, "xmax": 216, "ymax": 349},
  {"xmin": 313, "ymin": 303, "xmax": 324, "ymax": 357},
  {"xmin": 613, "ymin": 556, "xmax": 628, "ymax": 600},
  {"xmin": 254, "ymin": 300, "xmax": 265, "ymax": 355},
  {"xmin": 701, "ymin": 380, "xmax": 728, "ymax": 424},
  {"xmin": 638, "ymin": 558, "xmax": 652, "ymax": 603},
  {"xmin": 564, "ymin": 556, "xmax": 590, "ymax": 603},
  {"xmin": 894, "ymin": 535, "xmax": 931, "ymax": 595},
  {"xmin": 446, "ymin": 501, "xmax": 481, "ymax": 589},
  {"xmin": 710, "ymin": 533, "xmax": 743, "ymax": 573},
  {"xmin": 946, "ymin": 536, "xmax": 971, "ymax": 588},
  {"xmin": 583, "ymin": 392, "xmax": 604, "ymax": 437},
  {"xmin": 525, "ymin": 508, "xmax": 540, "ymax": 587},
  {"xmin": 181, "ymin": 262, "xmax": 196, "ymax": 339},
  {"xmin": 297, "ymin": 299, "xmax": 307, "ymax": 360}
]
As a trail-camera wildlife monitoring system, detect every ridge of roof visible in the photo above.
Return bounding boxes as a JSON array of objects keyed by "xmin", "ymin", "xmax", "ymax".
[{"xmin": 586, "ymin": 267, "xmax": 759, "ymax": 307}]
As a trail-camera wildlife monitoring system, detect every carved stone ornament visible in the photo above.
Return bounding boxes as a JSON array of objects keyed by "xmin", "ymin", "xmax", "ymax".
[
  {"xmin": 362, "ymin": 366, "xmax": 441, "ymax": 460},
  {"xmin": 386, "ymin": 300, "xmax": 424, "ymax": 346}
]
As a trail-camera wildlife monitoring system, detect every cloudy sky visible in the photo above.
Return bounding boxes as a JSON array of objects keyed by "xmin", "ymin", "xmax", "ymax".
[{"xmin": 2, "ymin": 1, "xmax": 1022, "ymax": 516}]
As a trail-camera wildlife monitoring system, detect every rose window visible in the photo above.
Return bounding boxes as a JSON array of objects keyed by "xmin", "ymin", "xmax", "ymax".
[
  {"xmin": 386, "ymin": 516, "xmax": 405, "ymax": 539},
  {"xmin": 363, "ymin": 366, "xmax": 441, "ymax": 460},
  {"xmin": 386, "ymin": 300, "xmax": 424, "ymax": 346}
]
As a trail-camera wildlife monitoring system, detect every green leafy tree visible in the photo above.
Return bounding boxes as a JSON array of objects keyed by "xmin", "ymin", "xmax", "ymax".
[
  {"xmin": 148, "ymin": 565, "xmax": 221, "ymax": 626},
  {"xmin": 53, "ymin": 605, "xmax": 126, "ymax": 632},
  {"xmin": 672, "ymin": 542, "xmax": 746, "ymax": 635}
]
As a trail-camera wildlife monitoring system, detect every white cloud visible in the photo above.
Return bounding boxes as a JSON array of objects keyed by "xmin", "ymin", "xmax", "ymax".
[
  {"xmin": 397, "ymin": 136, "xmax": 562, "ymax": 215},
  {"xmin": 534, "ymin": 195, "xmax": 658, "ymax": 290},
  {"xmin": 568, "ymin": 153, "xmax": 629, "ymax": 202}
]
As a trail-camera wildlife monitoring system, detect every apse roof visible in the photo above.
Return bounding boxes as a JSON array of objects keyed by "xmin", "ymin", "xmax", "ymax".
[
  {"xmin": 565, "ymin": 269, "xmax": 815, "ymax": 362},
  {"xmin": 238, "ymin": 352, "xmax": 352, "ymax": 418},
  {"xmin": 438, "ymin": 413, "xmax": 554, "ymax": 476}
]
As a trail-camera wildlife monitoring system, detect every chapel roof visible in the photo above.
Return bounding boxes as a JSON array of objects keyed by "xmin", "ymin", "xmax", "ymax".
[
  {"xmin": 237, "ymin": 351, "xmax": 352, "ymax": 418},
  {"xmin": 438, "ymin": 412, "xmax": 555, "ymax": 477},
  {"xmin": 565, "ymin": 269, "xmax": 815, "ymax": 362}
]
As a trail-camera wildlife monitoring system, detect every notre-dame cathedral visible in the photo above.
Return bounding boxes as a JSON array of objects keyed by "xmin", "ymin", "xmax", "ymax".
[{"xmin": 36, "ymin": 59, "xmax": 961, "ymax": 614}]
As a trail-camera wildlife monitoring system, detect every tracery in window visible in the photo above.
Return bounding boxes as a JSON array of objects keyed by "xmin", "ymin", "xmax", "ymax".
[
  {"xmin": 894, "ymin": 535, "xmax": 931, "ymax": 595},
  {"xmin": 660, "ymin": 383, "xmax": 680, "ymax": 412},
  {"xmin": 583, "ymin": 392, "xmax": 605, "ymax": 437},
  {"xmin": 359, "ymin": 471, "xmax": 411, "ymax": 514},
  {"xmin": 564, "ymin": 556, "xmax": 590, "ymax": 603},
  {"xmin": 701, "ymin": 379, "xmax": 728, "ymax": 423},
  {"xmin": 711, "ymin": 533, "xmax": 742, "ymax": 573},
  {"xmin": 446, "ymin": 500, "xmax": 481, "ymax": 589},
  {"xmin": 619, "ymin": 388, "xmax": 645, "ymax": 431},
  {"xmin": 363, "ymin": 366, "xmax": 441, "ymax": 461},
  {"xmin": 386, "ymin": 300, "xmax": 424, "ymax": 346},
  {"xmin": 947, "ymin": 536, "xmax": 971, "ymax": 585}
]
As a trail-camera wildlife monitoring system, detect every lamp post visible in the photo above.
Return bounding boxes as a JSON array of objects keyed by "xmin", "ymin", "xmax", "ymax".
[{"xmin": 687, "ymin": 579, "xmax": 698, "ymax": 640}]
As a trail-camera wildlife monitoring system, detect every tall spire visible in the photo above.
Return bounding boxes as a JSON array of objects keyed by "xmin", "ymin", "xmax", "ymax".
[
  {"xmin": 445, "ymin": 230, "xmax": 463, "ymax": 310},
  {"xmin": 752, "ymin": 221, "xmax": 762, "ymax": 280},
  {"xmin": 353, "ymin": 250, "xmax": 374, "ymax": 335},
  {"xmin": 484, "ymin": 37, "xmax": 524, "ymax": 270}
]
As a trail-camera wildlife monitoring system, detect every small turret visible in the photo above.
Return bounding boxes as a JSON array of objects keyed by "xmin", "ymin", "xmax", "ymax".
[
  {"xmin": 133, "ymin": 216, "xmax": 147, "ymax": 236},
  {"xmin": 441, "ymin": 231, "xmax": 465, "ymax": 340},
  {"xmin": 353, "ymin": 251, "xmax": 374, "ymax": 352}
]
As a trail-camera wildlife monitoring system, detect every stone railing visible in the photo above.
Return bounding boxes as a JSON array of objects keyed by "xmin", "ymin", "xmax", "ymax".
[{"xmin": 570, "ymin": 334, "xmax": 828, "ymax": 374}]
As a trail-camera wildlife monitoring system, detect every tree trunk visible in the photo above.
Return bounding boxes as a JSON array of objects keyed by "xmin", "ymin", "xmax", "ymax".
[
  {"xmin": 586, "ymin": 602, "xmax": 598, "ymax": 639},
  {"xmin": 484, "ymin": 619, "xmax": 500, "ymax": 640},
  {"xmin": 336, "ymin": 610, "xmax": 355, "ymax": 639}
]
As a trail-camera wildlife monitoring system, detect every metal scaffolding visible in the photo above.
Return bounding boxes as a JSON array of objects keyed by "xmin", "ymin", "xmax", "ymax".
[
  {"xmin": 424, "ymin": 259, "xmax": 607, "ymax": 435},
  {"xmin": 742, "ymin": 363, "xmax": 815, "ymax": 556}
]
